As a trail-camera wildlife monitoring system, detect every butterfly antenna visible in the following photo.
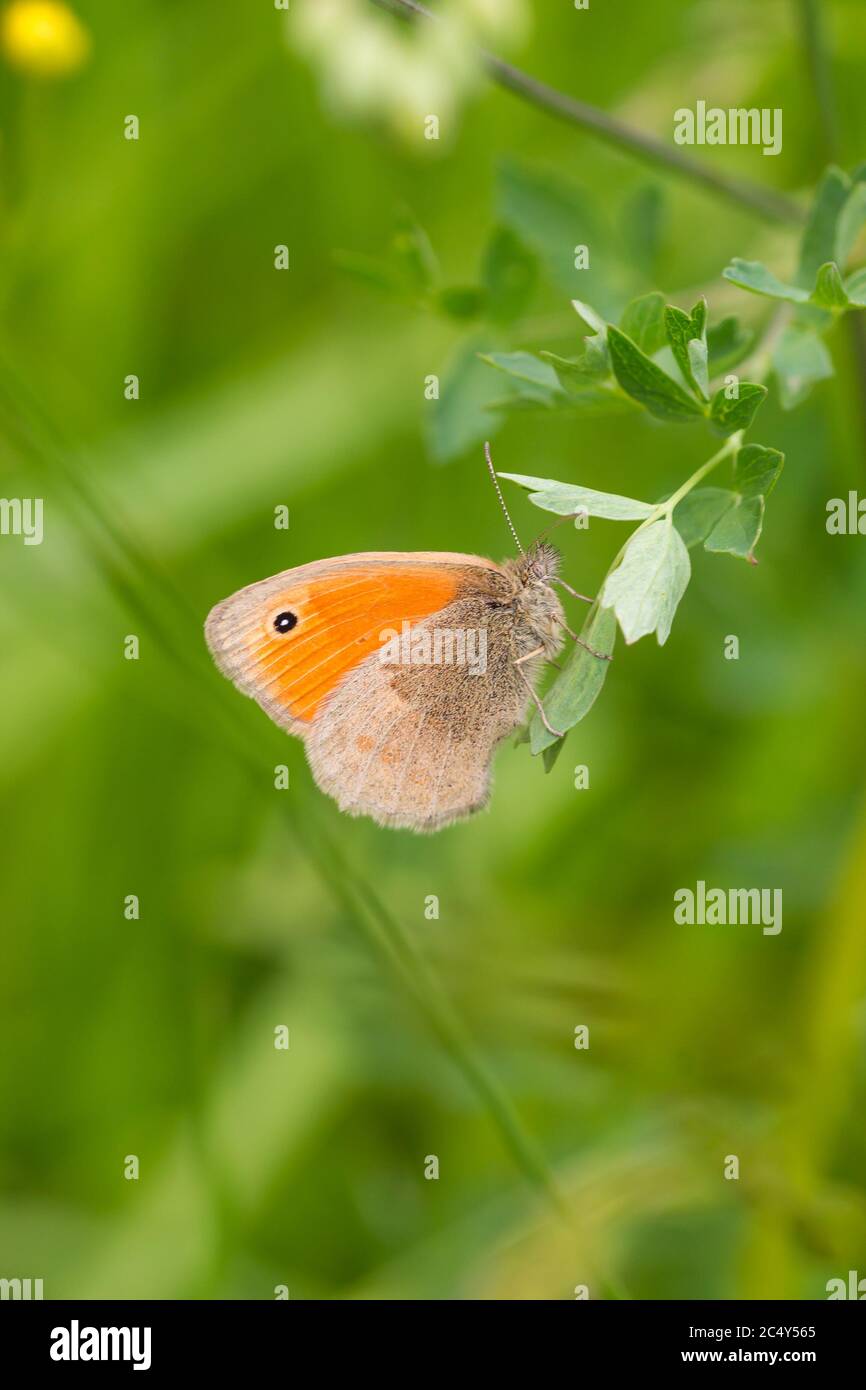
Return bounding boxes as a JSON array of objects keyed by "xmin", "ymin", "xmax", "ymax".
[{"xmin": 484, "ymin": 441, "xmax": 524, "ymax": 556}]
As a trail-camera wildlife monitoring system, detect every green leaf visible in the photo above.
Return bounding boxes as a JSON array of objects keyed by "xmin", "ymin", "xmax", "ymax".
[
  {"xmin": 771, "ymin": 326, "xmax": 834, "ymax": 409},
  {"xmin": 539, "ymin": 353, "xmax": 633, "ymax": 411},
  {"xmin": 706, "ymin": 317, "xmax": 754, "ymax": 376},
  {"xmin": 722, "ymin": 258, "xmax": 810, "ymax": 303},
  {"xmin": 481, "ymin": 226, "xmax": 537, "ymax": 325},
  {"xmin": 688, "ymin": 337, "xmax": 710, "ymax": 399},
  {"xmin": 797, "ymin": 166, "xmax": 851, "ymax": 287},
  {"xmin": 581, "ymin": 334, "xmax": 610, "ymax": 375},
  {"xmin": 498, "ymin": 161, "xmax": 608, "ymax": 300},
  {"xmin": 810, "ymin": 261, "xmax": 850, "ymax": 310},
  {"xmin": 672, "ymin": 487, "xmax": 733, "ymax": 548},
  {"xmin": 333, "ymin": 250, "xmax": 407, "ymax": 296},
  {"xmin": 703, "ymin": 495, "xmax": 765, "ymax": 561},
  {"xmin": 601, "ymin": 518, "xmax": 691, "ymax": 645},
  {"xmin": 539, "ymin": 350, "xmax": 608, "ymax": 390},
  {"xmin": 607, "ymin": 326, "xmax": 705, "ymax": 422},
  {"xmin": 701, "ymin": 444, "xmax": 784, "ymax": 561},
  {"xmin": 845, "ymin": 268, "xmax": 866, "ymax": 307},
  {"xmin": 664, "ymin": 298, "xmax": 709, "ymax": 400},
  {"xmin": 535, "ymin": 352, "xmax": 631, "ymax": 413},
  {"xmin": 480, "ymin": 350, "xmax": 613, "ymax": 415},
  {"xmin": 490, "ymin": 388, "xmax": 629, "ymax": 418},
  {"xmin": 335, "ymin": 213, "xmax": 440, "ymax": 302},
  {"xmin": 426, "ymin": 338, "xmax": 503, "ymax": 463},
  {"xmin": 391, "ymin": 213, "xmax": 439, "ymax": 292},
  {"xmin": 835, "ymin": 178, "xmax": 866, "ymax": 267},
  {"xmin": 480, "ymin": 351, "xmax": 562, "ymax": 400},
  {"xmin": 619, "ymin": 291, "xmax": 667, "ymax": 356},
  {"xmin": 567, "ymin": 303, "xmax": 611, "ymax": 373},
  {"xmin": 529, "ymin": 605, "xmax": 616, "ymax": 753},
  {"xmin": 734, "ymin": 442, "xmax": 784, "ymax": 499},
  {"xmin": 790, "ymin": 301, "xmax": 835, "ymax": 330},
  {"xmin": 484, "ymin": 349, "xmax": 630, "ymax": 417},
  {"xmin": 486, "ymin": 393, "xmax": 559, "ymax": 415},
  {"xmin": 541, "ymin": 737, "xmax": 565, "ymax": 772},
  {"xmin": 709, "ymin": 382, "xmax": 767, "ymax": 435},
  {"xmin": 572, "ymin": 298, "xmax": 608, "ymax": 337},
  {"xmin": 620, "ymin": 184, "xmax": 666, "ymax": 280},
  {"xmin": 499, "ymin": 472, "xmax": 656, "ymax": 521},
  {"xmin": 434, "ymin": 286, "xmax": 486, "ymax": 320}
]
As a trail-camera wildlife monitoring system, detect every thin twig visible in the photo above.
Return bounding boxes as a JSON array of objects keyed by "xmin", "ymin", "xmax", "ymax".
[{"xmin": 372, "ymin": 0, "xmax": 805, "ymax": 226}]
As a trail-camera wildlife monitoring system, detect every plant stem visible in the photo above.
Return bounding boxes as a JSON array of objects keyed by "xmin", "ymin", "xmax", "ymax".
[
  {"xmin": 589, "ymin": 432, "xmax": 742, "ymax": 602},
  {"xmin": 795, "ymin": 0, "xmax": 838, "ymax": 163},
  {"xmin": 793, "ymin": 0, "xmax": 866, "ymax": 457},
  {"xmin": 372, "ymin": 0, "xmax": 804, "ymax": 226},
  {"xmin": 657, "ymin": 432, "xmax": 743, "ymax": 514}
]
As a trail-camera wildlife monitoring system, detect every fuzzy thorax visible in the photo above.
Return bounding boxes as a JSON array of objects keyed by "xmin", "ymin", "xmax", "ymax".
[{"xmin": 501, "ymin": 542, "xmax": 566, "ymax": 660}]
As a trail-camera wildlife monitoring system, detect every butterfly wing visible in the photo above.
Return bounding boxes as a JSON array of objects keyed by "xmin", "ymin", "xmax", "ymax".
[
  {"xmin": 205, "ymin": 552, "xmax": 492, "ymax": 730},
  {"xmin": 205, "ymin": 552, "xmax": 531, "ymax": 830}
]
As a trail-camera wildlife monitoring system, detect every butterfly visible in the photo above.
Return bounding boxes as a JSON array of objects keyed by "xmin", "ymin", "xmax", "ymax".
[{"xmin": 205, "ymin": 447, "xmax": 605, "ymax": 832}]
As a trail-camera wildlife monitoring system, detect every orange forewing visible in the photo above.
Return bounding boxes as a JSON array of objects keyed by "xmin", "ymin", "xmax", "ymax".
[{"xmin": 225, "ymin": 565, "xmax": 461, "ymax": 721}]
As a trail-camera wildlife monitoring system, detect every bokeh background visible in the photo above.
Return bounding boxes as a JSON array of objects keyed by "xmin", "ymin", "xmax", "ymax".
[{"xmin": 1, "ymin": 0, "xmax": 865, "ymax": 1300}]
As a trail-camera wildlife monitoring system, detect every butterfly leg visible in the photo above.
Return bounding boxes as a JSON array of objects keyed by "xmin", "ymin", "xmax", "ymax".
[
  {"xmin": 556, "ymin": 617, "xmax": 613, "ymax": 662},
  {"xmin": 514, "ymin": 645, "xmax": 564, "ymax": 674},
  {"xmin": 514, "ymin": 659, "xmax": 564, "ymax": 739},
  {"xmin": 514, "ymin": 642, "xmax": 561, "ymax": 679},
  {"xmin": 514, "ymin": 644, "xmax": 548, "ymax": 668}
]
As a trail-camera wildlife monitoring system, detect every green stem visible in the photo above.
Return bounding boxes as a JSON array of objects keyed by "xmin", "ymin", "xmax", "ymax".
[
  {"xmin": 372, "ymin": 0, "xmax": 804, "ymax": 226},
  {"xmin": 791, "ymin": 0, "xmax": 866, "ymax": 459},
  {"xmin": 795, "ymin": 0, "xmax": 838, "ymax": 163},
  {"xmin": 657, "ymin": 432, "xmax": 743, "ymax": 514},
  {"xmin": 590, "ymin": 432, "xmax": 743, "ymax": 607}
]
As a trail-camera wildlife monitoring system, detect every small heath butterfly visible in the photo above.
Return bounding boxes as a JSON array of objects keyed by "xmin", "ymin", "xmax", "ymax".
[{"xmin": 205, "ymin": 446, "xmax": 603, "ymax": 832}]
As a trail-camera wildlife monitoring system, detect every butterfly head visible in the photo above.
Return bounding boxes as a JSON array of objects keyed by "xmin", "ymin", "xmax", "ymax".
[
  {"xmin": 517, "ymin": 539, "xmax": 561, "ymax": 584},
  {"xmin": 498, "ymin": 542, "xmax": 565, "ymax": 659}
]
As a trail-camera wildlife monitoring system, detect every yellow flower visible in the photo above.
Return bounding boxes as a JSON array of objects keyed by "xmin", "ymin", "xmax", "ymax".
[{"xmin": 1, "ymin": 1, "xmax": 90, "ymax": 77}]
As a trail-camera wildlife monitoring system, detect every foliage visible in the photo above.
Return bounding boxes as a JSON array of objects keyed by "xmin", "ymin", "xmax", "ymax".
[{"xmin": 340, "ymin": 157, "xmax": 866, "ymax": 759}]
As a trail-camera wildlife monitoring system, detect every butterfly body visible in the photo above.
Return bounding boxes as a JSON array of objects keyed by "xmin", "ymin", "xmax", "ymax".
[{"xmin": 206, "ymin": 543, "xmax": 564, "ymax": 832}]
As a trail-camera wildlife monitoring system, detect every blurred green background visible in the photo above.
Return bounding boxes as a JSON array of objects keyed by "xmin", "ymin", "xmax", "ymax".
[{"xmin": 1, "ymin": 0, "xmax": 865, "ymax": 1300}]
